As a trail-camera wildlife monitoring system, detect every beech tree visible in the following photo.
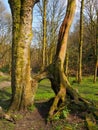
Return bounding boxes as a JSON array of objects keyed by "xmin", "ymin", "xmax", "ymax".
[{"xmin": 8, "ymin": 0, "xmax": 39, "ymax": 111}]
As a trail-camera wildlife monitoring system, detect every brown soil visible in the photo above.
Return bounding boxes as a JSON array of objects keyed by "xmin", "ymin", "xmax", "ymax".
[
  {"xmin": 12, "ymin": 100, "xmax": 87, "ymax": 130},
  {"xmin": 0, "ymin": 80, "xmax": 87, "ymax": 130},
  {"xmin": 0, "ymin": 99, "xmax": 87, "ymax": 130}
]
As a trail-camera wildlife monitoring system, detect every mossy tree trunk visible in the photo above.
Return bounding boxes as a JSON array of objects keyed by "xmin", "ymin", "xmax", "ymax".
[
  {"xmin": 8, "ymin": 0, "xmax": 39, "ymax": 111},
  {"xmin": 47, "ymin": 0, "xmax": 76, "ymax": 117},
  {"xmin": 44, "ymin": 0, "xmax": 94, "ymax": 118}
]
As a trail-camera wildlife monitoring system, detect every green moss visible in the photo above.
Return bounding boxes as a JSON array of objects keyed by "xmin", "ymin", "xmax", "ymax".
[
  {"xmin": 28, "ymin": 105, "xmax": 36, "ymax": 112},
  {"xmin": 13, "ymin": 113, "xmax": 23, "ymax": 120}
]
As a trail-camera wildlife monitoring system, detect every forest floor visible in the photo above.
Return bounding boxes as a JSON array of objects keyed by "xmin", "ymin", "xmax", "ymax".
[{"xmin": 0, "ymin": 74, "xmax": 98, "ymax": 130}]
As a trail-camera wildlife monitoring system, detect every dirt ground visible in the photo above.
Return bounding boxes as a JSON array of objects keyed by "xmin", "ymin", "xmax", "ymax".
[
  {"xmin": 0, "ymin": 81, "xmax": 11, "ymax": 89},
  {"xmin": 0, "ymin": 81, "xmax": 87, "ymax": 130},
  {"xmin": 13, "ymin": 100, "xmax": 87, "ymax": 130}
]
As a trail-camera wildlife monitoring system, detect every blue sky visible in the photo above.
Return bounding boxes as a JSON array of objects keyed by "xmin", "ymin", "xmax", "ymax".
[
  {"xmin": 1, "ymin": 0, "xmax": 11, "ymax": 12},
  {"xmin": 1, "ymin": 0, "xmax": 80, "ymax": 32}
]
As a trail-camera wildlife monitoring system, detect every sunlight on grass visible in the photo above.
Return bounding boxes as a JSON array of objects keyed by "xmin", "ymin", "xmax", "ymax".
[
  {"xmin": 35, "ymin": 79, "xmax": 55, "ymax": 100},
  {"xmin": 69, "ymin": 76, "xmax": 98, "ymax": 101},
  {"xmin": 0, "ymin": 76, "xmax": 98, "ymax": 104}
]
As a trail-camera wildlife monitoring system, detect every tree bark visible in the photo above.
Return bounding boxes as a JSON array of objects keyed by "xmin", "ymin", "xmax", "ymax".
[
  {"xmin": 94, "ymin": 11, "xmax": 98, "ymax": 83},
  {"xmin": 78, "ymin": 0, "xmax": 84, "ymax": 83},
  {"xmin": 47, "ymin": 0, "xmax": 76, "ymax": 117},
  {"xmin": 8, "ymin": 0, "xmax": 39, "ymax": 111},
  {"xmin": 65, "ymin": 53, "xmax": 69, "ymax": 77},
  {"xmin": 42, "ymin": 0, "xmax": 47, "ymax": 70}
]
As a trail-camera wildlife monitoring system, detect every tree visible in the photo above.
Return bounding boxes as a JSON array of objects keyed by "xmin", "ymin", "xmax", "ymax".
[
  {"xmin": 78, "ymin": 0, "xmax": 84, "ymax": 83},
  {"xmin": 6, "ymin": 0, "xmax": 97, "ymax": 125},
  {"xmin": 34, "ymin": 0, "xmax": 83, "ymax": 117},
  {"xmin": 8, "ymin": 0, "xmax": 39, "ymax": 111},
  {"xmin": 33, "ymin": 0, "xmax": 98, "ymax": 122},
  {"xmin": 48, "ymin": 0, "xmax": 79, "ymax": 117},
  {"xmin": 42, "ymin": 0, "xmax": 47, "ymax": 70},
  {"xmin": 94, "ymin": 0, "xmax": 98, "ymax": 82}
]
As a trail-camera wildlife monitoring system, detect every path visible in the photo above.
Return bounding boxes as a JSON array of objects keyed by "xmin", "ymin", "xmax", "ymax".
[{"xmin": 0, "ymin": 81, "xmax": 11, "ymax": 89}]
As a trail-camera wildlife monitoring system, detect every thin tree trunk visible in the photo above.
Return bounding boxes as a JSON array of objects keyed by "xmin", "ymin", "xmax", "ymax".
[
  {"xmin": 9, "ymin": 0, "xmax": 39, "ymax": 111},
  {"xmin": 94, "ymin": 11, "xmax": 98, "ymax": 83},
  {"xmin": 78, "ymin": 0, "xmax": 84, "ymax": 83},
  {"xmin": 42, "ymin": 0, "xmax": 47, "ymax": 70}
]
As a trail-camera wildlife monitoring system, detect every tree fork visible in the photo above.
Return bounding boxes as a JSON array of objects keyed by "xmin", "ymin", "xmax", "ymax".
[{"xmin": 47, "ymin": 0, "xmax": 76, "ymax": 118}]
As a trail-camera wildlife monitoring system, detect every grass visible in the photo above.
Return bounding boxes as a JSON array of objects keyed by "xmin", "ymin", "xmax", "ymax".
[
  {"xmin": 0, "ymin": 75, "xmax": 98, "ymax": 130},
  {"xmin": 35, "ymin": 79, "xmax": 55, "ymax": 100},
  {"xmin": 69, "ymin": 76, "xmax": 98, "ymax": 102},
  {"xmin": 0, "ymin": 76, "xmax": 98, "ymax": 105},
  {"xmin": 0, "ymin": 76, "xmax": 98, "ymax": 107}
]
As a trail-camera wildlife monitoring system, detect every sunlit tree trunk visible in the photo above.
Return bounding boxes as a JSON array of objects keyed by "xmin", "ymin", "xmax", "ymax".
[
  {"xmin": 32, "ymin": 0, "xmax": 97, "ymax": 120},
  {"xmin": 78, "ymin": 0, "xmax": 84, "ymax": 83},
  {"xmin": 42, "ymin": 0, "xmax": 47, "ymax": 70},
  {"xmin": 8, "ymin": 0, "xmax": 38, "ymax": 111},
  {"xmin": 48, "ymin": 0, "xmax": 76, "ymax": 117}
]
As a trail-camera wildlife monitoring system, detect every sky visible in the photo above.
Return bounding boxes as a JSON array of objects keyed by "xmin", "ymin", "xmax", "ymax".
[
  {"xmin": 1, "ymin": 0, "xmax": 80, "ymax": 14},
  {"xmin": 0, "ymin": 0, "xmax": 11, "ymax": 13},
  {"xmin": 1, "ymin": 0, "xmax": 80, "ymax": 32}
]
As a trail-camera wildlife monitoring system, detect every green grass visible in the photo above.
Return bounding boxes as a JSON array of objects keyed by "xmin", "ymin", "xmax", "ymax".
[
  {"xmin": 35, "ymin": 79, "xmax": 55, "ymax": 100},
  {"xmin": 0, "ymin": 76, "xmax": 98, "ymax": 103},
  {"xmin": 0, "ymin": 76, "xmax": 98, "ymax": 130},
  {"xmin": 69, "ymin": 76, "xmax": 98, "ymax": 102}
]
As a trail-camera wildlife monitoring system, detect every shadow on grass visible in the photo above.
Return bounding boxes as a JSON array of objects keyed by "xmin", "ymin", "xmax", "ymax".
[{"xmin": 0, "ymin": 89, "xmax": 11, "ymax": 110}]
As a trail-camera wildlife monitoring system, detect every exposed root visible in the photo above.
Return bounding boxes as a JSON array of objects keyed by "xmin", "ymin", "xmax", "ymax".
[{"xmin": 0, "ymin": 106, "xmax": 16, "ymax": 123}]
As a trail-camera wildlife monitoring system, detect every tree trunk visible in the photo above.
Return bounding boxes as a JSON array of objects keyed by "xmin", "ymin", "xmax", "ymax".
[
  {"xmin": 32, "ymin": 0, "xmax": 97, "ymax": 121},
  {"xmin": 65, "ymin": 52, "xmax": 69, "ymax": 77},
  {"xmin": 47, "ymin": 0, "xmax": 76, "ymax": 117},
  {"xmin": 78, "ymin": 0, "xmax": 84, "ymax": 83},
  {"xmin": 42, "ymin": 0, "xmax": 47, "ymax": 70},
  {"xmin": 46, "ymin": 0, "xmax": 94, "ymax": 119},
  {"xmin": 8, "ymin": 0, "xmax": 39, "ymax": 111},
  {"xmin": 94, "ymin": 11, "xmax": 98, "ymax": 83}
]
